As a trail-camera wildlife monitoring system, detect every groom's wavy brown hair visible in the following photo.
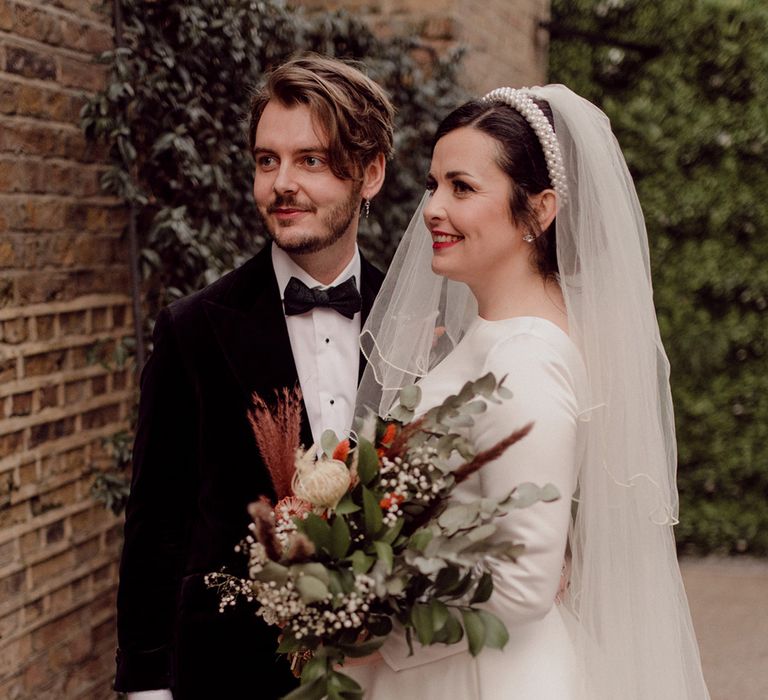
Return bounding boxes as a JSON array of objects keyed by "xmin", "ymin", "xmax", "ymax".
[{"xmin": 248, "ymin": 54, "xmax": 395, "ymax": 182}]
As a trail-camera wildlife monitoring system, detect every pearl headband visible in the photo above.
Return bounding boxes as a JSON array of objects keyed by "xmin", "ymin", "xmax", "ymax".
[{"xmin": 482, "ymin": 87, "xmax": 569, "ymax": 205}]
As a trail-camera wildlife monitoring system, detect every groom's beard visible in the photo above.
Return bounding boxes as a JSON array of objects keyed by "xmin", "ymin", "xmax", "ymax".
[{"xmin": 262, "ymin": 188, "xmax": 361, "ymax": 255}]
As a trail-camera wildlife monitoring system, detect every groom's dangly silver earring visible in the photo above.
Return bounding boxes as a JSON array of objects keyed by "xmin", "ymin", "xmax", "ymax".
[
  {"xmin": 364, "ymin": 198, "xmax": 371, "ymax": 220},
  {"xmin": 523, "ymin": 232, "xmax": 536, "ymax": 243}
]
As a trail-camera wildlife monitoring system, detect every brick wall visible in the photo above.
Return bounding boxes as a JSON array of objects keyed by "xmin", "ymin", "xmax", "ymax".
[
  {"xmin": 0, "ymin": 1, "xmax": 132, "ymax": 698},
  {"xmin": 297, "ymin": 0, "xmax": 550, "ymax": 92}
]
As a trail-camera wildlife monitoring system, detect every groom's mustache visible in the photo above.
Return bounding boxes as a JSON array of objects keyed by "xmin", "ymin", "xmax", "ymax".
[{"xmin": 267, "ymin": 195, "xmax": 316, "ymax": 214}]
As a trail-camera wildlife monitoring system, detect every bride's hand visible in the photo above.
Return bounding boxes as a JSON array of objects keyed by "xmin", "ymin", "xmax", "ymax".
[{"xmin": 340, "ymin": 650, "xmax": 383, "ymax": 668}]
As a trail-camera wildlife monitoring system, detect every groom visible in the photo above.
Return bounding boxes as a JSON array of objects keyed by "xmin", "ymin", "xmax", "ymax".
[{"xmin": 114, "ymin": 55, "xmax": 395, "ymax": 700}]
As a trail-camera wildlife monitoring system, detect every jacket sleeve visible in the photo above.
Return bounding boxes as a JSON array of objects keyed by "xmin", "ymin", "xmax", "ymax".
[
  {"xmin": 380, "ymin": 333, "xmax": 579, "ymax": 672},
  {"xmin": 115, "ymin": 307, "xmax": 198, "ymax": 692}
]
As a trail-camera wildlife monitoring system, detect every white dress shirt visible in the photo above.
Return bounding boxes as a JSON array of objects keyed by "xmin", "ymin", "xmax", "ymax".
[{"xmin": 272, "ymin": 243, "xmax": 362, "ymax": 447}]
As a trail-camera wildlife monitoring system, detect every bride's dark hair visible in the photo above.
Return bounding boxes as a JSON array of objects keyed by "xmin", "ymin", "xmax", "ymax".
[{"xmin": 432, "ymin": 98, "xmax": 558, "ymax": 277}]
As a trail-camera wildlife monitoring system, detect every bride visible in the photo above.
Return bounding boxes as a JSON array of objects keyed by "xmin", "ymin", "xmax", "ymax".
[{"xmin": 349, "ymin": 86, "xmax": 710, "ymax": 699}]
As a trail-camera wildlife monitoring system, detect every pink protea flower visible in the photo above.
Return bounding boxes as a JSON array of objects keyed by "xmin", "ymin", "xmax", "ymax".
[{"xmin": 274, "ymin": 496, "xmax": 313, "ymax": 526}]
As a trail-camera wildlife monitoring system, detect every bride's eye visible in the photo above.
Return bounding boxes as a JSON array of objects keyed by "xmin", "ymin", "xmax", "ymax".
[
  {"xmin": 452, "ymin": 179, "xmax": 474, "ymax": 194},
  {"xmin": 425, "ymin": 176, "xmax": 437, "ymax": 194}
]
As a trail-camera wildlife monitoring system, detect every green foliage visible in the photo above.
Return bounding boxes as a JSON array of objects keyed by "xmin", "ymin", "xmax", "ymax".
[
  {"xmin": 83, "ymin": 0, "xmax": 466, "ymax": 320},
  {"xmin": 550, "ymin": 0, "xmax": 768, "ymax": 554},
  {"xmin": 82, "ymin": 0, "xmax": 466, "ymax": 513}
]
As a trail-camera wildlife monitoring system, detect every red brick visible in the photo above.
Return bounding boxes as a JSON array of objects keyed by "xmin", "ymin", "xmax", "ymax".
[
  {"xmin": 45, "ymin": 518, "xmax": 66, "ymax": 545},
  {"xmin": 0, "ymin": 500, "xmax": 27, "ymax": 528},
  {"xmin": 81, "ymin": 403, "xmax": 119, "ymax": 430},
  {"xmin": 23, "ymin": 596, "xmax": 45, "ymax": 625},
  {"xmin": 11, "ymin": 390, "xmax": 33, "ymax": 415},
  {"xmin": 74, "ymin": 535, "xmax": 99, "ymax": 565},
  {"xmin": 24, "ymin": 349, "xmax": 67, "ymax": 377},
  {"xmin": 0, "ymin": 316, "xmax": 27, "ymax": 343},
  {"xmin": 64, "ymin": 378, "xmax": 87, "ymax": 403},
  {"xmin": 39, "ymin": 383, "xmax": 59, "ymax": 409},
  {"xmin": 30, "ymin": 549, "xmax": 75, "ymax": 589},
  {"xmin": 34, "ymin": 314, "xmax": 55, "ymax": 340},
  {"xmin": 13, "ymin": 3, "xmax": 63, "ymax": 45},
  {"xmin": 0, "ymin": 568, "xmax": 26, "ymax": 602},
  {"xmin": 0, "ymin": 429, "xmax": 23, "ymax": 457},
  {"xmin": 0, "ymin": 0, "xmax": 13, "ymax": 32},
  {"xmin": 57, "ymin": 55, "xmax": 106, "ymax": 91},
  {"xmin": 6, "ymin": 45, "xmax": 56, "ymax": 81},
  {"xmin": 90, "ymin": 374, "xmax": 106, "ymax": 395},
  {"xmin": 0, "ymin": 537, "xmax": 17, "ymax": 567},
  {"xmin": 16, "ymin": 271, "xmax": 71, "ymax": 304},
  {"xmin": 28, "ymin": 415, "xmax": 76, "ymax": 447},
  {"xmin": 20, "ymin": 529, "xmax": 39, "ymax": 557},
  {"xmin": 112, "ymin": 369, "xmax": 127, "ymax": 390},
  {"xmin": 0, "ymin": 355, "xmax": 18, "ymax": 382},
  {"xmin": 60, "ymin": 18, "xmax": 112, "ymax": 53},
  {"xmin": 90, "ymin": 306, "xmax": 108, "ymax": 331},
  {"xmin": 18, "ymin": 462, "xmax": 36, "ymax": 491},
  {"xmin": 59, "ymin": 309, "xmax": 87, "ymax": 336}
]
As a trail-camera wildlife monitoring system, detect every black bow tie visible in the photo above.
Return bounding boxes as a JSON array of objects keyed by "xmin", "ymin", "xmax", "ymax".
[{"xmin": 283, "ymin": 275, "xmax": 362, "ymax": 319}]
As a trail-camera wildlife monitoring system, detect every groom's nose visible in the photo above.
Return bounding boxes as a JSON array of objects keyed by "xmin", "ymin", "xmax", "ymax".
[{"xmin": 273, "ymin": 163, "xmax": 299, "ymax": 195}]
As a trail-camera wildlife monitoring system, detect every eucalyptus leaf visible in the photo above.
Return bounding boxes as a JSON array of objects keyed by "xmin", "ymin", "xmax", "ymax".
[
  {"xmin": 539, "ymin": 483, "xmax": 561, "ymax": 502},
  {"xmin": 399, "ymin": 384, "xmax": 422, "ymax": 410},
  {"xmin": 411, "ymin": 603, "xmax": 434, "ymax": 645},
  {"xmin": 408, "ymin": 528, "xmax": 433, "ymax": 552},
  {"xmin": 334, "ymin": 494, "xmax": 361, "ymax": 515},
  {"xmin": 478, "ymin": 610, "xmax": 509, "ymax": 650},
  {"xmin": 295, "ymin": 574, "xmax": 330, "ymax": 604},
  {"xmin": 291, "ymin": 562, "xmax": 331, "ymax": 586},
  {"xmin": 460, "ymin": 608, "xmax": 486, "ymax": 656},
  {"xmin": 430, "ymin": 599, "xmax": 450, "ymax": 632},
  {"xmin": 321, "ymin": 429, "xmax": 339, "ymax": 458},
  {"xmin": 250, "ymin": 561, "xmax": 289, "ymax": 584},
  {"xmin": 301, "ymin": 513, "xmax": 333, "ymax": 552},
  {"xmin": 349, "ymin": 549, "xmax": 375, "ymax": 575}
]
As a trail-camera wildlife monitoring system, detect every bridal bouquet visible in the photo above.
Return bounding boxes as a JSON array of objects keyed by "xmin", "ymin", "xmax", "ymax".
[{"xmin": 206, "ymin": 373, "xmax": 558, "ymax": 700}]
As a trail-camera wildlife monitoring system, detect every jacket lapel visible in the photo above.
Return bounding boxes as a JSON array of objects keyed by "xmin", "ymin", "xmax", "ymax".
[{"xmin": 203, "ymin": 248, "xmax": 313, "ymax": 448}]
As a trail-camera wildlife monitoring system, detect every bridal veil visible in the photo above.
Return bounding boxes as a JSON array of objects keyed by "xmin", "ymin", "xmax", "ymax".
[{"xmin": 358, "ymin": 84, "xmax": 710, "ymax": 699}]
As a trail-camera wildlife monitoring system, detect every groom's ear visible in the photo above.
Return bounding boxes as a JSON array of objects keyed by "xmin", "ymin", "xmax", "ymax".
[{"xmin": 361, "ymin": 152, "xmax": 386, "ymax": 201}]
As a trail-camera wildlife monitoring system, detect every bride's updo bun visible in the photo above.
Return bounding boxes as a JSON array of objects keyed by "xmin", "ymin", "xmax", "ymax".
[{"xmin": 432, "ymin": 98, "xmax": 558, "ymax": 278}]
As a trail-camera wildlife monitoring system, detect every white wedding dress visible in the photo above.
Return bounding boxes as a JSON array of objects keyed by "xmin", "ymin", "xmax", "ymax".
[{"xmin": 347, "ymin": 315, "xmax": 588, "ymax": 699}]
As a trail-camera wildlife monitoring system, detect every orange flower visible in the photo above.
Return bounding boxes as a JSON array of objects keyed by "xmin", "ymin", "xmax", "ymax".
[
  {"xmin": 379, "ymin": 492, "xmax": 404, "ymax": 510},
  {"xmin": 332, "ymin": 439, "xmax": 351, "ymax": 462},
  {"xmin": 381, "ymin": 424, "xmax": 398, "ymax": 447}
]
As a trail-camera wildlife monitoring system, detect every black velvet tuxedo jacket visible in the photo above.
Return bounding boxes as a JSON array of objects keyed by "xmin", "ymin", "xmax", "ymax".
[{"xmin": 114, "ymin": 246, "xmax": 384, "ymax": 699}]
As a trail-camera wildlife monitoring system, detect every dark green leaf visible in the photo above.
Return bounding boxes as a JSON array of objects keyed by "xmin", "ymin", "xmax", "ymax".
[
  {"xmin": 362, "ymin": 486, "xmax": 383, "ymax": 537},
  {"xmin": 373, "ymin": 540, "xmax": 394, "ymax": 574},
  {"xmin": 329, "ymin": 515, "xmax": 351, "ymax": 559},
  {"xmin": 300, "ymin": 513, "xmax": 333, "ymax": 552},
  {"xmin": 478, "ymin": 610, "xmax": 509, "ymax": 650},
  {"xmin": 356, "ymin": 439, "xmax": 379, "ymax": 486},
  {"xmin": 410, "ymin": 603, "xmax": 434, "ymax": 646},
  {"xmin": 470, "ymin": 572, "xmax": 494, "ymax": 604}
]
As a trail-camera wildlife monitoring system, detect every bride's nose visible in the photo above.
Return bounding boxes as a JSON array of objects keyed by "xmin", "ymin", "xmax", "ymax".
[{"xmin": 423, "ymin": 192, "xmax": 446, "ymax": 226}]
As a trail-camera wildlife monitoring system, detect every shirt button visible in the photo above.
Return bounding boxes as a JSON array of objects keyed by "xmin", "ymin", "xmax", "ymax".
[
  {"xmin": 330, "ymin": 399, "xmax": 335, "ymax": 405},
  {"xmin": 325, "ymin": 338, "xmax": 330, "ymax": 344}
]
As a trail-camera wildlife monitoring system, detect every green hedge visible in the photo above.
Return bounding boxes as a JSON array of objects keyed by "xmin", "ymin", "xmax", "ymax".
[{"xmin": 550, "ymin": 0, "xmax": 768, "ymax": 554}]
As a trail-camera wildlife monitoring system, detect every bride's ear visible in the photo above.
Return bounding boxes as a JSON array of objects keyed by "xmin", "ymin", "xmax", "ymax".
[
  {"xmin": 533, "ymin": 189, "xmax": 557, "ymax": 233},
  {"xmin": 361, "ymin": 153, "xmax": 386, "ymax": 201}
]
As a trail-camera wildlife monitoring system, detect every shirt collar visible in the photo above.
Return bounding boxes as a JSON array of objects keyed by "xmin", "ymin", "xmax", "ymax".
[{"xmin": 271, "ymin": 242, "xmax": 362, "ymax": 298}]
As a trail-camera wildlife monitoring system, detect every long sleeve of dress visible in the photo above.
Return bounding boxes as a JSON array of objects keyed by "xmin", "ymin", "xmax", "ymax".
[{"xmin": 379, "ymin": 331, "xmax": 580, "ymax": 672}]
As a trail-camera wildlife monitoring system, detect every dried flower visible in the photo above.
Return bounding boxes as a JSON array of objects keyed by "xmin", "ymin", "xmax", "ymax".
[{"xmin": 292, "ymin": 448, "xmax": 351, "ymax": 509}]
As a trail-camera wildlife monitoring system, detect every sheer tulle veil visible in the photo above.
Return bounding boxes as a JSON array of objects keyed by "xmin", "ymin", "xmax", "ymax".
[{"xmin": 357, "ymin": 84, "xmax": 710, "ymax": 699}]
